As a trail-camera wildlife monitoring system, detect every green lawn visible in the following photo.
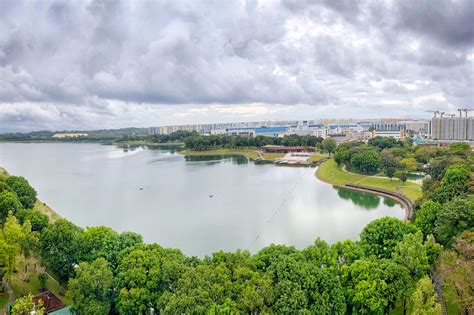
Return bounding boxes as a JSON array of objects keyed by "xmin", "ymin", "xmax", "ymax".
[
  {"xmin": 308, "ymin": 154, "xmax": 328, "ymax": 163},
  {"xmin": 260, "ymin": 152, "xmax": 285, "ymax": 160},
  {"xmin": 316, "ymin": 160, "xmax": 422, "ymax": 202},
  {"xmin": 180, "ymin": 148, "xmax": 261, "ymax": 160}
]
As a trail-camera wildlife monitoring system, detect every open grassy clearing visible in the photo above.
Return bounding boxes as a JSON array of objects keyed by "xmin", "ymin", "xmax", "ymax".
[
  {"xmin": 316, "ymin": 159, "xmax": 422, "ymax": 202},
  {"xmin": 308, "ymin": 153, "xmax": 328, "ymax": 162},
  {"xmin": 33, "ymin": 200, "xmax": 61, "ymax": 221},
  {"xmin": 260, "ymin": 152, "xmax": 285, "ymax": 160}
]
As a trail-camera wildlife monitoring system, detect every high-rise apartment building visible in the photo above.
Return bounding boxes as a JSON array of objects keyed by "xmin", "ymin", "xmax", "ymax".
[{"xmin": 431, "ymin": 117, "xmax": 474, "ymax": 140}]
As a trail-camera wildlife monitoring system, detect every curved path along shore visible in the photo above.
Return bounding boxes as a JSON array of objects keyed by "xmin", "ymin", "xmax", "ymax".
[{"xmin": 315, "ymin": 159, "xmax": 418, "ymax": 220}]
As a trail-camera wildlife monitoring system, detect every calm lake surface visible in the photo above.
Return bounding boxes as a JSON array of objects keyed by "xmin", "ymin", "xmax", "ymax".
[{"xmin": 0, "ymin": 143, "xmax": 404, "ymax": 256}]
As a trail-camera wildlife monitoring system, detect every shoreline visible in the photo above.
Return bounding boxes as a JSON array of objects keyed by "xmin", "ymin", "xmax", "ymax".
[{"xmin": 315, "ymin": 160, "xmax": 416, "ymax": 220}]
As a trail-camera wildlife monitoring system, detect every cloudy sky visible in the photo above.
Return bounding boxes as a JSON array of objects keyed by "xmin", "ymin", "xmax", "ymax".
[{"xmin": 0, "ymin": 0, "xmax": 473, "ymax": 132}]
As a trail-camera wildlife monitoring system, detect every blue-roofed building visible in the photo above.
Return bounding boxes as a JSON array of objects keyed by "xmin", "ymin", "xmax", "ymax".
[{"xmin": 255, "ymin": 126, "xmax": 289, "ymax": 136}]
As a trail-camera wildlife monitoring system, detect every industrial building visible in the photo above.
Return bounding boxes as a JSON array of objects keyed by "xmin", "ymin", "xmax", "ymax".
[{"xmin": 430, "ymin": 109, "xmax": 473, "ymax": 141}]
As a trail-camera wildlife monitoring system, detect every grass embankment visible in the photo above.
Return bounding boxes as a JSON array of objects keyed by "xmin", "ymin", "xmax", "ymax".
[
  {"xmin": 1, "ymin": 166, "xmax": 61, "ymax": 220},
  {"xmin": 308, "ymin": 153, "xmax": 328, "ymax": 163},
  {"xmin": 316, "ymin": 159, "xmax": 422, "ymax": 202},
  {"xmin": 33, "ymin": 200, "xmax": 61, "ymax": 221}
]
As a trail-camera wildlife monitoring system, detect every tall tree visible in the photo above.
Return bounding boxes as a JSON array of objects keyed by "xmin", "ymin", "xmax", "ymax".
[
  {"xmin": 408, "ymin": 276, "xmax": 442, "ymax": 315},
  {"xmin": 68, "ymin": 258, "xmax": 114, "ymax": 315},
  {"xmin": 5, "ymin": 176, "xmax": 37, "ymax": 209},
  {"xmin": 321, "ymin": 138, "xmax": 337, "ymax": 156},
  {"xmin": 116, "ymin": 244, "xmax": 187, "ymax": 314},
  {"xmin": 0, "ymin": 191, "xmax": 22, "ymax": 223},
  {"xmin": 360, "ymin": 217, "xmax": 417, "ymax": 259},
  {"xmin": 434, "ymin": 197, "xmax": 474, "ymax": 245},
  {"xmin": 414, "ymin": 201, "xmax": 442, "ymax": 237},
  {"xmin": 11, "ymin": 294, "xmax": 45, "ymax": 315},
  {"xmin": 39, "ymin": 219, "xmax": 85, "ymax": 280}
]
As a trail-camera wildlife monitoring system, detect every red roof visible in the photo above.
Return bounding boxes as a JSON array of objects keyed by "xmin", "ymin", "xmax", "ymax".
[{"xmin": 32, "ymin": 291, "xmax": 65, "ymax": 313}]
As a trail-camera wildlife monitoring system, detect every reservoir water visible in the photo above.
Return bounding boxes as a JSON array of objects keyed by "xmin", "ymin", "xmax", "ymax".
[{"xmin": 0, "ymin": 143, "xmax": 404, "ymax": 256}]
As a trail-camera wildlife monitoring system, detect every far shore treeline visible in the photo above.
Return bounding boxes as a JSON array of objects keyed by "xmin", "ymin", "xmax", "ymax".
[{"xmin": 0, "ymin": 138, "xmax": 473, "ymax": 314}]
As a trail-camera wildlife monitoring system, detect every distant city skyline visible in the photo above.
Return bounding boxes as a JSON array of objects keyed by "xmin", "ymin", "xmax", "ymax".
[{"xmin": 0, "ymin": 0, "xmax": 472, "ymax": 132}]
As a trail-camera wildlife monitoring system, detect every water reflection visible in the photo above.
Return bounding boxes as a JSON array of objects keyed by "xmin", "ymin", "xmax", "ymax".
[
  {"xmin": 184, "ymin": 155, "xmax": 249, "ymax": 165},
  {"xmin": 336, "ymin": 187, "xmax": 381, "ymax": 209},
  {"xmin": 383, "ymin": 198, "xmax": 397, "ymax": 207},
  {"xmin": 0, "ymin": 143, "xmax": 405, "ymax": 257}
]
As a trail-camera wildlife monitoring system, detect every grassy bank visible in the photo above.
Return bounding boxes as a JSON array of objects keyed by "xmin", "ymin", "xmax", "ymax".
[
  {"xmin": 1, "ymin": 166, "xmax": 62, "ymax": 220},
  {"xmin": 316, "ymin": 159, "xmax": 422, "ymax": 202}
]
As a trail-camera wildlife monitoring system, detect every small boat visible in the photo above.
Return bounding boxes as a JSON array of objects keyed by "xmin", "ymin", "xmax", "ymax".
[
  {"xmin": 209, "ymin": 195, "xmax": 214, "ymax": 198},
  {"xmin": 139, "ymin": 187, "xmax": 144, "ymax": 191}
]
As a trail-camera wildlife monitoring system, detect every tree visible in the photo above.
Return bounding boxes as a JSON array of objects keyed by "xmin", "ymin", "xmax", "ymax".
[
  {"xmin": 321, "ymin": 138, "xmax": 337, "ymax": 156},
  {"xmin": 380, "ymin": 149, "xmax": 400, "ymax": 170},
  {"xmin": 0, "ymin": 214, "xmax": 26, "ymax": 283},
  {"xmin": 342, "ymin": 258, "xmax": 412, "ymax": 314},
  {"xmin": 434, "ymin": 197, "xmax": 474, "ymax": 245},
  {"xmin": 408, "ymin": 277, "xmax": 442, "ymax": 315},
  {"xmin": 0, "ymin": 191, "xmax": 22, "ymax": 223},
  {"xmin": 384, "ymin": 167, "xmax": 396, "ymax": 181},
  {"xmin": 392, "ymin": 232, "xmax": 441, "ymax": 279},
  {"xmin": 433, "ymin": 164, "xmax": 470, "ymax": 204},
  {"xmin": 68, "ymin": 258, "xmax": 114, "ymax": 315},
  {"xmin": 116, "ymin": 244, "xmax": 187, "ymax": 314},
  {"xmin": 436, "ymin": 232, "xmax": 473, "ymax": 314},
  {"xmin": 400, "ymin": 157, "xmax": 418, "ymax": 172},
  {"xmin": 360, "ymin": 217, "xmax": 417, "ymax": 259},
  {"xmin": 333, "ymin": 148, "xmax": 350, "ymax": 166},
  {"xmin": 414, "ymin": 201, "xmax": 442, "ymax": 237},
  {"xmin": 0, "ymin": 181, "xmax": 13, "ymax": 193},
  {"xmin": 40, "ymin": 219, "xmax": 85, "ymax": 280},
  {"xmin": 395, "ymin": 171, "xmax": 408, "ymax": 183},
  {"xmin": 368, "ymin": 136, "xmax": 398, "ymax": 150},
  {"xmin": 158, "ymin": 263, "xmax": 236, "ymax": 313},
  {"xmin": 16, "ymin": 209, "xmax": 49, "ymax": 232},
  {"xmin": 38, "ymin": 272, "xmax": 48, "ymax": 290},
  {"xmin": 5, "ymin": 176, "xmax": 37, "ymax": 209},
  {"xmin": 11, "ymin": 294, "xmax": 45, "ymax": 315},
  {"xmin": 350, "ymin": 150, "xmax": 380, "ymax": 174},
  {"xmin": 448, "ymin": 142, "xmax": 471, "ymax": 157}
]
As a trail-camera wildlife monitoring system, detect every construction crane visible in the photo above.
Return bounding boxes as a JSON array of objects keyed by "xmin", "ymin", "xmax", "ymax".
[
  {"xmin": 457, "ymin": 108, "xmax": 472, "ymax": 118},
  {"xmin": 426, "ymin": 110, "xmax": 440, "ymax": 118}
]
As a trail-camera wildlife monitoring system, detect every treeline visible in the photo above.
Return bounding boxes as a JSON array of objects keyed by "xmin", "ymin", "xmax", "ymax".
[
  {"xmin": 334, "ymin": 137, "xmax": 474, "ymax": 183},
  {"xmin": 0, "ymin": 128, "xmax": 148, "ymax": 142},
  {"xmin": 1, "ymin": 144, "xmax": 473, "ymax": 314},
  {"xmin": 183, "ymin": 134, "xmax": 324, "ymax": 151},
  {"xmin": 145, "ymin": 130, "xmax": 199, "ymax": 143}
]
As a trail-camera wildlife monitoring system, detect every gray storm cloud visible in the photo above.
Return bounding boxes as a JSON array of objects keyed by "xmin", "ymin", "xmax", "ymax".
[{"xmin": 0, "ymin": 0, "xmax": 472, "ymax": 131}]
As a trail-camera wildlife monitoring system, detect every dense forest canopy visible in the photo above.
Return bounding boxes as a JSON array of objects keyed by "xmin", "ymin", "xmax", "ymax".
[{"xmin": 0, "ymin": 138, "xmax": 473, "ymax": 314}]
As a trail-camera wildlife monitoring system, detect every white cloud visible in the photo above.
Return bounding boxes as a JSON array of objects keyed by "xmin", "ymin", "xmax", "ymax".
[{"xmin": 0, "ymin": 0, "xmax": 472, "ymax": 131}]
